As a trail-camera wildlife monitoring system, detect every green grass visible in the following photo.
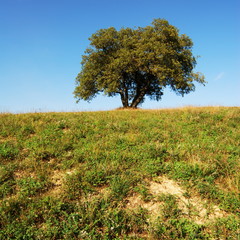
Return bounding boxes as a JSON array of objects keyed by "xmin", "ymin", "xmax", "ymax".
[{"xmin": 0, "ymin": 107, "xmax": 239, "ymax": 239}]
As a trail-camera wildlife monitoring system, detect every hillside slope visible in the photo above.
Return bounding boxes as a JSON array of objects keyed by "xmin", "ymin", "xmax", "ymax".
[{"xmin": 0, "ymin": 107, "xmax": 239, "ymax": 239}]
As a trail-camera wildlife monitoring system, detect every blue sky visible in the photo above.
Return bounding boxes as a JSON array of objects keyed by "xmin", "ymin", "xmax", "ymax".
[{"xmin": 0, "ymin": 0, "xmax": 239, "ymax": 112}]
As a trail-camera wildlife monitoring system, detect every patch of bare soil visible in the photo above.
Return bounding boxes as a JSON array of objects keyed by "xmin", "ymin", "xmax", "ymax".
[
  {"xmin": 46, "ymin": 169, "xmax": 76, "ymax": 197},
  {"xmin": 49, "ymin": 170, "xmax": 65, "ymax": 195},
  {"xmin": 126, "ymin": 176, "xmax": 227, "ymax": 225}
]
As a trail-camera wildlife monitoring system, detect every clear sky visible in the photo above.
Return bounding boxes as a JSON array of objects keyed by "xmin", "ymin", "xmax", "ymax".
[{"xmin": 0, "ymin": 0, "xmax": 239, "ymax": 113}]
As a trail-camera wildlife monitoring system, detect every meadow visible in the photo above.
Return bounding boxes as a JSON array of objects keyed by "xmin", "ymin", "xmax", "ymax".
[{"xmin": 0, "ymin": 107, "xmax": 239, "ymax": 239}]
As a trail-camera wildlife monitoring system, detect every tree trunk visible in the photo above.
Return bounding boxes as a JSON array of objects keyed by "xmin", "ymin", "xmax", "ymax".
[
  {"xmin": 130, "ymin": 90, "xmax": 145, "ymax": 108},
  {"xmin": 120, "ymin": 92, "xmax": 129, "ymax": 108},
  {"xmin": 130, "ymin": 84, "xmax": 149, "ymax": 108},
  {"xmin": 120, "ymin": 78, "xmax": 129, "ymax": 108}
]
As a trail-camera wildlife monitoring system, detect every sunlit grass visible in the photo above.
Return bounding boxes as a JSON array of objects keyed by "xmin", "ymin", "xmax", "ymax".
[{"xmin": 0, "ymin": 107, "xmax": 239, "ymax": 239}]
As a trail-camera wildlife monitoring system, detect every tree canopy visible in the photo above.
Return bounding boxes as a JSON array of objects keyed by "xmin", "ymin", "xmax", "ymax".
[{"xmin": 74, "ymin": 19, "xmax": 205, "ymax": 108}]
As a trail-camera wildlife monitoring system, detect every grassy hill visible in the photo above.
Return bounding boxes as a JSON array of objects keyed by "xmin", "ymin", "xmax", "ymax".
[{"xmin": 0, "ymin": 107, "xmax": 239, "ymax": 239}]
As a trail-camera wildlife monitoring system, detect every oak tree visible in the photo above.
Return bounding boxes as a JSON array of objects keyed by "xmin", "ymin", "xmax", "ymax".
[{"xmin": 74, "ymin": 19, "xmax": 205, "ymax": 108}]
